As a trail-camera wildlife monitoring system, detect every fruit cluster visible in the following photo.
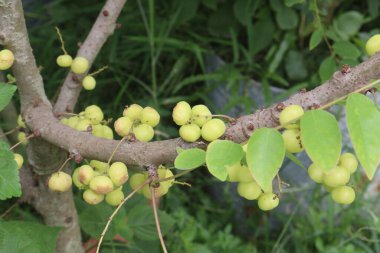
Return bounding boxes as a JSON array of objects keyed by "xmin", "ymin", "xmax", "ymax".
[
  {"xmin": 114, "ymin": 104, "xmax": 160, "ymax": 142},
  {"xmin": 172, "ymin": 101, "xmax": 226, "ymax": 142},
  {"xmin": 0, "ymin": 49, "xmax": 15, "ymax": 70},
  {"xmin": 60, "ymin": 105, "xmax": 114, "ymax": 139},
  {"xmin": 280, "ymin": 105, "xmax": 305, "ymax": 153}
]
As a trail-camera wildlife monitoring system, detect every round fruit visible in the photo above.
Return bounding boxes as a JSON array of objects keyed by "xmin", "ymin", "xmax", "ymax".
[
  {"xmin": 71, "ymin": 57, "xmax": 89, "ymax": 74},
  {"xmin": 0, "ymin": 49, "xmax": 15, "ymax": 70},
  {"xmin": 89, "ymin": 175, "xmax": 114, "ymax": 194},
  {"xmin": 323, "ymin": 166, "xmax": 350, "ymax": 188},
  {"xmin": 226, "ymin": 163, "xmax": 241, "ymax": 182},
  {"xmin": 72, "ymin": 168, "xmax": 85, "ymax": 189},
  {"xmin": 114, "ymin": 116, "xmax": 133, "ymax": 137},
  {"xmin": 78, "ymin": 165, "xmax": 95, "ymax": 185},
  {"xmin": 67, "ymin": 116, "xmax": 80, "ymax": 128},
  {"xmin": 84, "ymin": 105, "xmax": 104, "ymax": 124},
  {"xmin": 134, "ymin": 123, "xmax": 154, "ymax": 142},
  {"xmin": 339, "ymin": 153, "xmax": 358, "ymax": 174},
  {"xmin": 105, "ymin": 189, "xmax": 124, "ymax": 206},
  {"xmin": 366, "ymin": 34, "xmax": 380, "ymax": 56},
  {"xmin": 201, "ymin": 119, "xmax": 226, "ymax": 142},
  {"xmin": 258, "ymin": 193, "xmax": 279, "ymax": 211},
  {"xmin": 140, "ymin": 107, "xmax": 160, "ymax": 127},
  {"xmin": 237, "ymin": 181, "xmax": 262, "ymax": 200},
  {"xmin": 179, "ymin": 124, "xmax": 201, "ymax": 142},
  {"xmin": 307, "ymin": 163, "xmax": 324, "ymax": 183},
  {"xmin": 331, "ymin": 186, "xmax": 355, "ymax": 204},
  {"xmin": 242, "ymin": 144, "xmax": 248, "ymax": 152},
  {"xmin": 75, "ymin": 118, "xmax": 92, "ymax": 132},
  {"xmin": 56, "ymin": 54, "xmax": 73, "ymax": 67},
  {"xmin": 279, "ymin": 105, "xmax": 304, "ymax": 129},
  {"xmin": 17, "ymin": 115, "xmax": 26, "ymax": 128},
  {"xmin": 82, "ymin": 75, "xmax": 96, "ymax": 90},
  {"xmin": 157, "ymin": 167, "xmax": 174, "ymax": 189},
  {"xmin": 60, "ymin": 117, "xmax": 69, "ymax": 125},
  {"xmin": 83, "ymin": 189, "xmax": 104, "ymax": 205},
  {"xmin": 108, "ymin": 162, "xmax": 129, "ymax": 186},
  {"xmin": 48, "ymin": 172, "xmax": 72, "ymax": 192},
  {"xmin": 90, "ymin": 160, "xmax": 109, "ymax": 173},
  {"xmin": 14, "ymin": 153, "xmax": 23, "ymax": 170},
  {"xmin": 172, "ymin": 101, "xmax": 192, "ymax": 126},
  {"xmin": 191, "ymin": 105, "xmax": 212, "ymax": 126},
  {"xmin": 91, "ymin": 124, "xmax": 104, "ymax": 138},
  {"xmin": 142, "ymin": 184, "xmax": 169, "ymax": 199},
  {"xmin": 17, "ymin": 132, "xmax": 28, "ymax": 145},
  {"xmin": 236, "ymin": 165, "xmax": 254, "ymax": 183},
  {"xmin": 130, "ymin": 173, "xmax": 147, "ymax": 193},
  {"xmin": 102, "ymin": 125, "xmax": 114, "ymax": 140},
  {"xmin": 282, "ymin": 129, "xmax": 303, "ymax": 153},
  {"xmin": 123, "ymin": 104, "xmax": 143, "ymax": 121}
]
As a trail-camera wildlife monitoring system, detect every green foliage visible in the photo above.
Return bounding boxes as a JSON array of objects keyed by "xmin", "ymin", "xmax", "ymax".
[
  {"xmin": 0, "ymin": 141, "xmax": 21, "ymax": 200},
  {"xmin": 0, "ymin": 82, "xmax": 17, "ymax": 112},
  {"xmin": 174, "ymin": 148, "xmax": 206, "ymax": 170}
]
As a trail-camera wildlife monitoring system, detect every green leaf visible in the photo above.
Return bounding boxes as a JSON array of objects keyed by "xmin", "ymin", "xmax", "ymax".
[
  {"xmin": 0, "ymin": 148, "xmax": 21, "ymax": 200},
  {"xmin": 0, "ymin": 82, "xmax": 17, "ymax": 112},
  {"xmin": 309, "ymin": 28, "xmax": 323, "ymax": 50},
  {"xmin": 346, "ymin": 93, "xmax": 380, "ymax": 180},
  {"xmin": 233, "ymin": 0, "xmax": 254, "ymax": 26},
  {"xmin": 250, "ymin": 16, "xmax": 276, "ymax": 55},
  {"xmin": 0, "ymin": 221, "xmax": 61, "ymax": 253},
  {"xmin": 332, "ymin": 41, "xmax": 361, "ymax": 59},
  {"xmin": 275, "ymin": 6, "xmax": 298, "ymax": 30},
  {"xmin": 174, "ymin": 148, "xmax": 206, "ymax": 170},
  {"xmin": 284, "ymin": 0, "xmax": 304, "ymax": 7},
  {"xmin": 246, "ymin": 128, "xmax": 285, "ymax": 192},
  {"xmin": 319, "ymin": 56, "xmax": 337, "ymax": 82},
  {"xmin": 333, "ymin": 11, "xmax": 364, "ymax": 40},
  {"xmin": 174, "ymin": 0, "xmax": 200, "ymax": 25},
  {"xmin": 206, "ymin": 140, "xmax": 244, "ymax": 181},
  {"xmin": 285, "ymin": 50, "xmax": 307, "ymax": 80},
  {"xmin": 0, "ymin": 140, "xmax": 10, "ymax": 150},
  {"xmin": 300, "ymin": 110, "xmax": 342, "ymax": 171}
]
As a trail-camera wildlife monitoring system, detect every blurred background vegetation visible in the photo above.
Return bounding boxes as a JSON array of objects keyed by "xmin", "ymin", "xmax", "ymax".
[{"xmin": 2, "ymin": 0, "xmax": 380, "ymax": 252}]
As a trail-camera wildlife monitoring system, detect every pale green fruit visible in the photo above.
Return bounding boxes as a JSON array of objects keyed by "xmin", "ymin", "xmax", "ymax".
[
  {"xmin": 108, "ymin": 162, "xmax": 129, "ymax": 186},
  {"xmin": 226, "ymin": 163, "xmax": 241, "ymax": 182},
  {"xmin": 91, "ymin": 124, "xmax": 104, "ymax": 138},
  {"xmin": 82, "ymin": 75, "xmax": 96, "ymax": 90},
  {"xmin": 123, "ymin": 104, "xmax": 143, "ymax": 121},
  {"xmin": 179, "ymin": 124, "xmax": 201, "ymax": 142},
  {"xmin": 60, "ymin": 117, "xmax": 69, "ymax": 125},
  {"xmin": 323, "ymin": 166, "xmax": 350, "ymax": 188},
  {"xmin": 191, "ymin": 105, "xmax": 212, "ymax": 126},
  {"xmin": 140, "ymin": 107, "xmax": 160, "ymax": 127},
  {"xmin": 14, "ymin": 153, "xmax": 23, "ymax": 170},
  {"xmin": 89, "ymin": 175, "xmax": 114, "ymax": 194},
  {"xmin": 78, "ymin": 165, "xmax": 95, "ymax": 185},
  {"xmin": 331, "ymin": 186, "xmax": 355, "ymax": 204},
  {"xmin": 75, "ymin": 118, "xmax": 92, "ymax": 132},
  {"xmin": 71, "ymin": 57, "xmax": 89, "ymax": 74},
  {"xmin": 279, "ymin": 105, "xmax": 304, "ymax": 129},
  {"xmin": 48, "ymin": 172, "xmax": 72, "ymax": 192},
  {"xmin": 105, "ymin": 189, "xmax": 125, "ymax": 206},
  {"xmin": 172, "ymin": 101, "xmax": 192, "ymax": 126},
  {"xmin": 84, "ymin": 105, "xmax": 104, "ymax": 124},
  {"xmin": 114, "ymin": 116, "xmax": 133, "ymax": 137},
  {"xmin": 201, "ymin": 119, "xmax": 226, "ymax": 142},
  {"xmin": 90, "ymin": 160, "xmax": 109, "ymax": 173},
  {"xmin": 339, "ymin": 153, "xmax": 358, "ymax": 174},
  {"xmin": 258, "ymin": 193, "xmax": 279, "ymax": 211},
  {"xmin": 72, "ymin": 168, "xmax": 85, "ymax": 189},
  {"xmin": 366, "ymin": 34, "xmax": 380, "ymax": 56},
  {"xmin": 282, "ymin": 129, "xmax": 303, "ymax": 153},
  {"xmin": 17, "ymin": 115, "xmax": 26, "ymax": 128},
  {"xmin": 237, "ymin": 181, "xmax": 262, "ymax": 200},
  {"xmin": 130, "ymin": 173, "xmax": 147, "ymax": 193},
  {"xmin": 157, "ymin": 166, "xmax": 174, "ymax": 188},
  {"xmin": 17, "ymin": 132, "xmax": 28, "ymax": 145},
  {"xmin": 242, "ymin": 144, "xmax": 248, "ymax": 152},
  {"xmin": 67, "ymin": 116, "xmax": 80, "ymax": 128},
  {"xmin": 236, "ymin": 165, "xmax": 254, "ymax": 183},
  {"xmin": 307, "ymin": 163, "xmax": 324, "ymax": 183},
  {"xmin": 0, "ymin": 49, "xmax": 14, "ymax": 70},
  {"xmin": 56, "ymin": 54, "xmax": 73, "ymax": 67},
  {"xmin": 142, "ymin": 184, "xmax": 169, "ymax": 199},
  {"xmin": 134, "ymin": 123, "xmax": 154, "ymax": 142},
  {"xmin": 102, "ymin": 125, "xmax": 114, "ymax": 140},
  {"xmin": 83, "ymin": 189, "xmax": 104, "ymax": 205}
]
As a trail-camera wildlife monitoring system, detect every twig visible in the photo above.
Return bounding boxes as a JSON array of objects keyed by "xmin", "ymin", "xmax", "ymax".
[
  {"xmin": 107, "ymin": 136, "xmax": 127, "ymax": 165},
  {"xmin": 0, "ymin": 201, "xmax": 19, "ymax": 219},
  {"xmin": 57, "ymin": 156, "xmax": 72, "ymax": 172},
  {"xmin": 0, "ymin": 127, "xmax": 19, "ymax": 138},
  {"xmin": 89, "ymin": 66, "xmax": 108, "ymax": 76},
  {"xmin": 55, "ymin": 27, "xmax": 68, "ymax": 55},
  {"xmin": 151, "ymin": 186, "xmax": 168, "ymax": 253},
  {"xmin": 154, "ymin": 168, "xmax": 195, "ymax": 184},
  {"xmin": 9, "ymin": 133, "xmax": 34, "ymax": 150}
]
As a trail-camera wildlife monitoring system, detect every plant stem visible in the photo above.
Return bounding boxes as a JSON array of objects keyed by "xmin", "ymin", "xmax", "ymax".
[
  {"xmin": 107, "ymin": 137, "xmax": 127, "ymax": 165},
  {"xmin": 151, "ymin": 186, "xmax": 168, "ymax": 253}
]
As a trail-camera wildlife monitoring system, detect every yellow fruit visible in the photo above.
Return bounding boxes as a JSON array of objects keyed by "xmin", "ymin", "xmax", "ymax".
[
  {"xmin": 366, "ymin": 34, "xmax": 380, "ymax": 56},
  {"xmin": 89, "ymin": 160, "xmax": 109, "ymax": 173},
  {"xmin": 140, "ymin": 107, "xmax": 160, "ymax": 127},
  {"xmin": 78, "ymin": 165, "xmax": 95, "ymax": 185},
  {"xmin": 331, "ymin": 186, "xmax": 355, "ymax": 204},
  {"xmin": 191, "ymin": 105, "xmax": 212, "ymax": 126},
  {"xmin": 237, "ymin": 181, "xmax": 262, "ymax": 200},
  {"xmin": 72, "ymin": 168, "xmax": 85, "ymax": 189},
  {"xmin": 236, "ymin": 165, "xmax": 254, "ymax": 183},
  {"xmin": 226, "ymin": 163, "xmax": 241, "ymax": 182},
  {"xmin": 91, "ymin": 124, "xmax": 104, "ymax": 138},
  {"xmin": 83, "ymin": 189, "xmax": 104, "ymax": 205},
  {"xmin": 323, "ymin": 166, "xmax": 350, "ymax": 188},
  {"xmin": 172, "ymin": 101, "xmax": 192, "ymax": 126},
  {"xmin": 17, "ymin": 132, "xmax": 28, "ymax": 145},
  {"xmin": 108, "ymin": 162, "xmax": 129, "ymax": 187},
  {"xmin": 279, "ymin": 105, "xmax": 304, "ymax": 129},
  {"xmin": 0, "ymin": 49, "xmax": 15, "ymax": 70},
  {"xmin": 48, "ymin": 172, "xmax": 72, "ymax": 192},
  {"xmin": 17, "ymin": 115, "xmax": 26, "ymax": 128},
  {"xmin": 102, "ymin": 125, "xmax": 114, "ymax": 140},
  {"xmin": 14, "ymin": 153, "xmax": 23, "ymax": 170},
  {"xmin": 201, "ymin": 119, "xmax": 226, "ymax": 142},
  {"xmin": 282, "ymin": 129, "xmax": 303, "ymax": 153},
  {"xmin": 67, "ymin": 116, "xmax": 80, "ymax": 128},
  {"xmin": 258, "ymin": 193, "xmax": 279, "ymax": 211},
  {"xmin": 82, "ymin": 75, "xmax": 96, "ymax": 90},
  {"xmin": 105, "ymin": 189, "xmax": 124, "ymax": 206},
  {"xmin": 339, "ymin": 153, "xmax": 358, "ymax": 174},
  {"xmin": 114, "ymin": 116, "xmax": 133, "ymax": 137},
  {"xmin": 71, "ymin": 57, "xmax": 89, "ymax": 74},
  {"xmin": 307, "ymin": 163, "xmax": 324, "ymax": 183},
  {"xmin": 89, "ymin": 175, "xmax": 114, "ymax": 194},
  {"xmin": 134, "ymin": 123, "xmax": 154, "ymax": 142},
  {"xmin": 179, "ymin": 124, "xmax": 201, "ymax": 142},
  {"xmin": 56, "ymin": 54, "xmax": 73, "ymax": 67},
  {"xmin": 130, "ymin": 173, "xmax": 147, "ymax": 193},
  {"xmin": 84, "ymin": 105, "xmax": 104, "ymax": 124},
  {"xmin": 123, "ymin": 104, "xmax": 143, "ymax": 121}
]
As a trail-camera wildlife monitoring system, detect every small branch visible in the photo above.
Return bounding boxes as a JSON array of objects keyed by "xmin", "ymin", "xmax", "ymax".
[
  {"xmin": 151, "ymin": 186, "xmax": 168, "ymax": 253},
  {"xmin": 0, "ymin": 200, "xmax": 19, "ymax": 219},
  {"xmin": 9, "ymin": 133, "xmax": 34, "ymax": 150}
]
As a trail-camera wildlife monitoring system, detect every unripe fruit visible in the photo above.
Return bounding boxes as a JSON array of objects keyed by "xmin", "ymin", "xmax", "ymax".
[
  {"xmin": 226, "ymin": 163, "xmax": 241, "ymax": 182},
  {"xmin": 108, "ymin": 162, "xmax": 129, "ymax": 187},
  {"xmin": 365, "ymin": 34, "xmax": 380, "ymax": 56},
  {"xmin": 72, "ymin": 168, "xmax": 85, "ymax": 189},
  {"xmin": 307, "ymin": 163, "xmax": 324, "ymax": 183},
  {"xmin": 331, "ymin": 186, "xmax": 355, "ymax": 204},
  {"xmin": 282, "ymin": 129, "xmax": 303, "ymax": 153},
  {"xmin": 102, "ymin": 125, "xmax": 114, "ymax": 140},
  {"xmin": 237, "ymin": 181, "xmax": 262, "ymax": 200},
  {"xmin": 142, "ymin": 184, "xmax": 169, "ymax": 199},
  {"xmin": 70, "ymin": 57, "xmax": 89, "ymax": 74},
  {"xmin": 90, "ymin": 160, "xmax": 109, "ymax": 173},
  {"xmin": 78, "ymin": 165, "xmax": 95, "ymax": 185},
  {"xmin": 91, "ymin": 124, "xmax": 104, "ymax": 138},
  {"xmin": 17, "ymin": 115, "xmax": 26, "ymax": 128},
  {"xmin": 123, "ymin": 104, "xmax": 143, "ymax": 121},
  {"xmin": 105, "ymin": 189, "xmax": 124, "ymax": 206},
  {"xmin": 89, "ymin": 175, "xmax": 114, "ymax": 194},
  {"xmin": 157, "ymin": 167, "xmax": 174, "ymax": 188},
  {"xmin": 258, "ymin": 193, "xmax": 279, "ymax": 211},
  {"xmin": 0, "ymin": 49, "xmax": 15, "ymax": 70},
  {"xmin": 56, "ymin": 54, "xmax": 73, "ymax": 67},
  {"xmin": 67, "ymin": 116, "xmax": 79, "ymax": 128},
  {"xmin": 140, "ymin": 107, "xmax": 160, "ymax": 127},
  {"xmin": 130, "ymin": 173, "xmax": 147, "ymax": 193},
  {"xmin": 17, "ymin": 132, "xmax": 28, "ymax": 145},
  {"xmin": 75, "ymin": 118, "xmax": 92, "ymax": 132},
  {"xmin": 48, "ymin": 172, "xmax": 72, "ymax": 192},
  {"xmin": 279, "ymin": 105, "xmax": 304, "ymax": 129},
  {"xmin": 191, "ymin": 105, "xmax": 212, "ymax": 127},
  {"xmin": 201, "ymin": 119, "xmax": 226, "ymax": 142},
  {"xmin": 236, "ymin": 165, "xmax": 254, "ymax": 183},
  {"xmin": 323, "ymin": 166, "xmax": 350, "ymax": 188},
  {"xmin": 14, "ymin": 153, "xmax": 23, "ymax": 170},
  {"xmin": 339, "ymin": 153, "xmax": 358, "ymax": 174},
  {"xmin": 82, "ymin": 75, "xmax": 96, "ymax": 90},
  {"xmin": 242, "ymin": 144, "xmax": 248, "ymax": 152},
  {"xmin": 114, "ymin": 116, "xmax": 133, "ymax": 137},
  {"xmin": 60, "ymin": 117, "xmax": 69, "ymax": 125},
  {"xmin": 84, "ymin": 105, "xmax": 104, "ymax": 124},
  {"xmin": 134, "ymin": 123, "xmax": 154, "ymax": 142},
  {"xmin": 179, "ymin": 124, "xmax": 201, "ymax": 142},
  {"xmin": 172, "ymin": 101, "xmax": 191, "ymax": 125},
  {"xmin": 83, "ymin": 189, "xmax": 104, "ymax": 205}
]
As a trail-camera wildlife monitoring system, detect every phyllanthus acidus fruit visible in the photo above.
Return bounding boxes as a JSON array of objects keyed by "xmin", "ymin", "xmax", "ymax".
[
  {"xmin": 13, "ymin": 153, "xmax": 23, "ymax": 170},
  {"xmin": 179, "ymin": 124, "xmax": 201, "ymax": 142},
  {"xmin": 201, "ymin": 118, "xmax": 226, "ymax": 142},
  {"xmin": 72, "ymin": 168, "xmax": 85, "ymax": 189},
  {"xmin": 365, "ymin": 34, "xmax": 380, "ymax": 56},
  {"xmin": 105, "ymin": 188, "xmax": 125, "ymax": 206},
  {"xmin": 339, "ymin": 153, "xmax": 358, "ymax": 174},
  {"xmin": 226, "ymin": 163, "xmax": 254, "ymax": 183},
  {"xmin": 134, "ymin": 123, "xmax": 154, "ymax": 142},
  {"xmin": 282, "ymin": 129, "xmax": 303, "ymax": 153},
  {"xmin": 84, "ymin": 105, "xmax": 104, "ymax": 125},
  {"xmin": 258, "ymin": 193, "xmax": 279, "ymax": 211},
  {"xmin": 17, "ymin": 115, "xmax": 26, "ymax": 128},
  {"xmin": 83, "ymin": 189, "xmax": 104, "ymax": 205},
  {"xmin": 190, "ymin": 104, "xmax": 212, "ymax": 127},
  {"xmin": 130, "ymin": 173, "xmax": 147, "ymax": 193},
  {"xmin": 331, "ymin": 185, "xmax": 356, "ymax": 204},
  {"xmin": 123, "ymin": 104, "xmax": 143, "ymax": 121},
  {"xmin": 89, "ymin": 175, "xmax": 114, "ymax": 194},
  {"xmin": 172, "ymin": 101, "xmax": 192, "ymax": 126},
  {"xmin": 48, "ymin": 172, "xmax": 73, "ymax": 192},
  {"xmin": 71, "ymin": 57, "xmax": 89, "ymax": 74},
  {"xmin": 78, "ymin": 165, "xmax": 95, "ymax": 185},
  {"xmin": 140, "ymin": 167, "xmax": 174, "ymax": 199},
  {"xmin": 82, "ymin": 75, "xmax": 96, "ymax": 90},
  {"xmin": 75, "ymin": 118, "xmax": 92, "ymax": 132},
  {"xmin": 0, "ymin": 49, "xmax": 15, "ymax": 70},
  {"xmin": 307, "ymin": 163, "xmax": 324, "ymax": 183},
  {"xmin": 17, "ymin": 132, "xmax": 28, "ymax": 145},
  {"xmin": 140, "ymin": 107, "xmax": 160, "ymax": 127},
  {"xmin": 108, "ymin": 162, "xmax": 129, "ymax": 187},
  {"xmin": 114, "ymin": 116, "xmax": 133, "ymax": 137},
  {"xmin": 90, "ymin": 160, "xmax": 109, "ymax": 173},
  {"xmin": 56, "ymin": 54, "xmax": 73, "ymax": 67},
  {"xmin": 237, "ymin": 181, "xmax": 262, "ymax": 200},
  {"xmin": 323, "ymin": 166, "xmax": 350, "ymax": 188},
  {"xmin": 279, "ymin": 104, "xmax": 304, "ymax": 129}
]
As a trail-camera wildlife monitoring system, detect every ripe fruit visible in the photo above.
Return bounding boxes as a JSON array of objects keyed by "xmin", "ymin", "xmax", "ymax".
[
  {"xmin": 0, "ymin": 49, "xmax": 15, "ymax": 70},
  {"xmin": 91, "ymin": 124, "xmax": 104, "ymax": 138},
  {"xmin": 179, "ymin": 124, "xmax": 201, "ymax": 142},
  {"xmin": 142, "ymin": 184, "xmax": 169, "ymax": 199},
  {"xmin": 258, "ymin": 193, "xmax": 279, "ymax": 211},
  {"xmin": 14, "ymin": 153, "xmax": 23, "ymax": 169},
  {"xmin": 331, "ymin": 186, "xmax": 355, "ymax": 204},
  {"xmin": 172, "ymin": 101, "xmax": 192, "ymax": 125},
  {"xmin": 123, "ymin": 104, "xmax": 143, "ymax": 121},
  {"xmin": 339, "ymin": 153, "xmax": 358, "ymax": 174},
  {"xmin": 134, "ymin": 123, "xmax": 154, "ymax": 142},
  {"xmin": 140, "ymin": 107, "xmax": 160, "ymax": 127},
  {"xmin": 17, "ymin": 132, "xmax": 28, "ymax": 145},
  {"xmin": 236, "ymin": 165, "xmax": 254, "ymax": 183},
  {"xmin": 226, "ymin": 163, "xmax": 241, "ymax": 182},
  {"xmin": 365, "ymin": 34, "xmax": 380, "ymax": 56},
  {"xmin": 71, "ymin": 57, "xmax": 89, "ymax": 74},
  {"xmin": 75, "ymin": 118, "xmax": 92, "ymax": 132},
  {"xmin": 84, "ymin": 105, "xmax": 104, "ymax": 124},
  {"xmin": 108, "ymin": 162, "xmax": 129, "ymax": 186},
  {"xmin": 323, "ymin": 166, "xmax": 350, "ymax": 188},
  {"xmin": 72, "ymin": 169, "xmax": 85, "ymax": 189},
  {"xmin": 114, "ymin": 116, "xmax": 133, "ymax": 137},
  {"xmin": 201, "ymin": 119, "xmax": 226, "ymax": 142},
  {"xmin": 307, "ymin": 163, "xmax": 324, "ymax": 183},
  {"xmin": 82, "ymin": 75, "xmax": 96, "ymax": 90},
  {"xmin": 48, "ymin": 172, "xmax": 72, "ymax": 192},
  {"xmin": 56, "ymin": 54, "xmax": 73, "ymax": 67},
  {"xmin": 279, "ymin": 105, "xmax": 304, "ymax": 129},
  {"xmin": 78, "ymin": 165, "xmax": 95, "ymax": 185},
  {"xmin": 89, "ymin": 175, "xmax": 114, "ymax": 194},
  {"xmin": 237, "ymin": 181, "xmax": 262, "ymax": 200},
  {"xmin": 67, "ymin": 116, "xmax": 79, "ymax": 128},
  {"xmin": 282, "ymin": 129, "xmax": 303, "ymax": 153},
  {"xmin": 83, "ymin": 189, "xmax": 104, "ymax": 205},
  {"xmin": 90, "ymin": 160, "xmax": 109, "ymax": 173},
  {"xmin": 17, "ymin": 115, "xmax": 26, "ymax": 128},
  {"xmin": 105, "ymin": 189, "xmax": 124, "ymax": 206},
  {"xmin": 191, "ymin": 105, "xmax": 212, "ymax": 126},
  {"xmin": 102, "ymin": 125, "xmax": 114, "ymax": 140},
  {"xmin": 130, "ymin": 173, "xmax": 147, "ymax": 193}
]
